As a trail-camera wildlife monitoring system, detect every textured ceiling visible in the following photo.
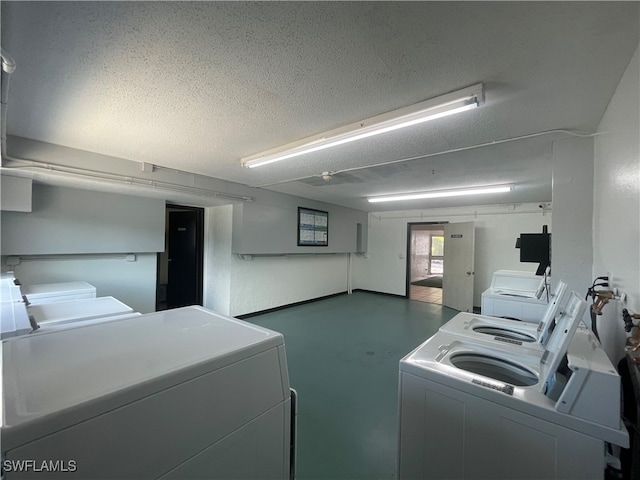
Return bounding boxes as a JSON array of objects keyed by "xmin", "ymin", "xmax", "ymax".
[{"xmin": 1, "ymin": 1, "xmax": 639, "ymax": 211}]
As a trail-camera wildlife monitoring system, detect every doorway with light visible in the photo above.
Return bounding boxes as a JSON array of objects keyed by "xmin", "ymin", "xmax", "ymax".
[{"xmin": 407, "ymin": 223, "xmax": 446, "ymax": 305}]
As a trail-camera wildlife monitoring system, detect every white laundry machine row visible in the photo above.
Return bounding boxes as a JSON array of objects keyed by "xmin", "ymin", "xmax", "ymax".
[
  {"xmin": 1, "ymin": 280, "xmax": 135, "ymax": 339},
  {"xmin": 398, "ymin": 292, "xmax": 628, "ymax": 480},
  {"xmin": 21, "ymin": 281, "xmax": 96, "ymax": 305},
  {"xmin": 0, "ymin": 277, "xmax": 119, "ymax": 338},
  {"xmin": 442, "ymin": 281, "xmax": 568, "ymax": 352},
  {"xmin": 481, "ymin": 270, "xmax": 549, "ymax": 322},
  {"xmin": 1, "ymin": 306, "xmax": 294, "ymax": 479},
  {"xmin": 26, "ymin": 296, "xmax": 134, "ymax": 327}
]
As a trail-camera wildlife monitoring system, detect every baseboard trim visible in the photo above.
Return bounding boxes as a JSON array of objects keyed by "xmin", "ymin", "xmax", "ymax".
[
  {"xmin": 352, "ymin": 288, "xmax": 407, "ymax": 299},
  {"xmin": 237, "ymin": 289, "xmax": 417, "ymax": 319},
  {"xmin": 236, "ymin": 291, "xmax": 349, "ymax": 319}
]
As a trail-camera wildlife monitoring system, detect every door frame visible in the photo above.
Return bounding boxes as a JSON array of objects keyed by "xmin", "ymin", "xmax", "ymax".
[
  {"xmin": 156, "ymin": 204, "xmax": 205, "ymax": 310},
  {"xmin": 405, "ymin": 221, "xmax": 448, "ymax": 299}
]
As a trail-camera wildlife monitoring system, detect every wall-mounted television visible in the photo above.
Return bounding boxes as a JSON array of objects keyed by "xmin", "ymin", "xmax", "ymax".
[{"xmin": 517, "ymin": 232, "xmax": 551, "ymax": 275}]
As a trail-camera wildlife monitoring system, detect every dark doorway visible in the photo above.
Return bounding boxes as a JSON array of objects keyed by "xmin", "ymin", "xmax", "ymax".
[{"xmin": 157, "ymin": 205, "xmax": 204, "ymax": 311}]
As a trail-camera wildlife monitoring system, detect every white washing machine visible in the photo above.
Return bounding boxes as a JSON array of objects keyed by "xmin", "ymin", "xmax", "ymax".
[
  {"xmin": 481, "ymin": 270, "xmax": 549, "ymax": 322},
  {"xmin": 21, "ymin": 281, "xmax": 96, "ymax": 305},
  {"xmin": 2, "ymin": 306, "xmax": 293, "ymax": 479},
  {"xmin": 441, "ymin": 281, "xmax": 568, "ymax": 352},
  {"xmin": 1, "ymin": 279, "xmax": 136, "ymax": 338},
  {"xmin": 27, "ymin": 296, "xmax": 133, "ymax": 327},
  {"xmin": 398, "ymin": 293, "xmax": 628, "ymax": 479}
]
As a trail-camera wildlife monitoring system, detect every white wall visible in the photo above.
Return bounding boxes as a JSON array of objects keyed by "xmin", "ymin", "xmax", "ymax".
[
  {"xmin": 352, "ymin": 203, "xmax": 551, "ymax": 307},
  {"xmin": 204, "ymin": 204, "xmax": 351, "ymax": 317},
  {"xmin": 593, "ymin": 44, "xmax": 640, "ymax": 362},
  {"xmin": 1, "ymin": 184, "xmax": 164, "ymax": 313},
  {"xmin": 1, "ymin": 181, "xmax": 364, "ymax": 319},
  {"xmin": 232, "ymin": 191, "xmax": 368, "ymax": 255},
  {"xmin": 551, "ymin": 136, "xmax": 594, "ymax": 301},
  {"xmin": 203, "ymin": 205, "xmax": 232, "ymax": 315},
  {"xmin": 1, "ymin": 184, "xmax": 164, "ymax": 254},
  {"xmin": 229, "ymin": 253, "xmax": 349, "ymax": 317}
]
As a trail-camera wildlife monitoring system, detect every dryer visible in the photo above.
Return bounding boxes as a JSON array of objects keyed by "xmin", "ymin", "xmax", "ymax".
[
  {"xmin": 398, "ymin": 293, "xmax": 628, "ymax": 479},
  {"xmin": 2, "ymin": 306, "xmax": 293, "ymax": 479}
]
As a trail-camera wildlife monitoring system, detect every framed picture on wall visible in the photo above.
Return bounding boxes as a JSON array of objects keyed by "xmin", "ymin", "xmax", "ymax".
[{"xmin": 298, "ymin": 207, "xmax": 328, "ymax": 246}]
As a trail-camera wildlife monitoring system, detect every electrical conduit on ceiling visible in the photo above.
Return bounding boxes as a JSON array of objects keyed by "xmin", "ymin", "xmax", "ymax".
[
  {"xmin": 1, "ymin": 49, "xmax": 16, "ymax": 159},
  {"xmin": 251, "ymin": 129, "xmax": 600, "ymax": 189},
  {"xmin": 0, "ymin": 160, "xmax": 254, "ymax": 203},
  {"xmin": 0, "ymin": 49, "xmax": 252, "ymax": 203}
]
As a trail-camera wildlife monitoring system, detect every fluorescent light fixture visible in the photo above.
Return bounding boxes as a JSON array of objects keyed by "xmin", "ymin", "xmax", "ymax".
[
  {"xmin": 242, "ymin": 83, "xmax": 484, "ymax": 168},
  {"xmin": 367, "ymin": 185, "xmax": 513, "ymax": 203}
]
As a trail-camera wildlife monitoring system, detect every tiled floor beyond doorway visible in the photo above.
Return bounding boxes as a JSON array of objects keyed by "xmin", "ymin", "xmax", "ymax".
[
  {"xmin": 410, "ymin": 284, "xmax": 442, "ymax": 304},
  {"xmin": 246, "ymin": 291, "xmax": 457, "ymax": 480}
]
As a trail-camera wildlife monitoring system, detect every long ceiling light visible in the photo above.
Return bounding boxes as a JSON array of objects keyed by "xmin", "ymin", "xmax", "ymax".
[
  {"xmin": 241, "ymin": 83, "xmax": 484, "ymax": 169},
  {"xmin": 367, "ymin": 185, "xmax": 513, "ymax": 203}
]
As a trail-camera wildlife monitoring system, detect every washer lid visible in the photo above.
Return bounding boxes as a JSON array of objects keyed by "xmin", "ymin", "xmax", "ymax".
[
  {"xmin": 33, "ymin": 312, "xmax": 143, "ymax": 334},
  {"xmin": 2, "ymin": 306, "xmax": 284, "ymax": 443},
  {"xmin": 27, "ymin": 296, "xmax": 132, "ymax": 323},
  {"xmin": 22, "ymin": 281, "xmax": 96, "ymax": 300},
  {"xmin": 535, "ymin": 281, "xmax": 568, "ymax": 347},
  {"xmin": 538, "ymin": 291, "xmax": 587, "ymax": 394},
  {"xmin": 490, "ymin": 270, "xmax": 546, "ymax": 295}
]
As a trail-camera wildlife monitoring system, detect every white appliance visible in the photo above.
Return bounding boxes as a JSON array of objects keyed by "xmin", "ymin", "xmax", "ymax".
[
  {"xmin": 0, "ymin": 272, "xmax": 19, "ymax": 286},
  {"xmin": 0, "ymin": 277, "xmax": 35, "ymax": 339},
  {"xmin": 0, "ymin": 274, "xmax": 23, "ymax": 304},
  {"xmin": 0, "ymin": 301, "xmax": 34, "ymax": 340},
  {"xmin": 0, "ymin": 283, "xmax": 24, "ymax": 304},
  {"xmin": 26, "ymin": 296, "xmax": 133, "ymax": 327},
  {"xmin": 21, "ymin": 281, "xmax": 96, "ymax": 305},
  {"xmin": 2, "ymin": 306, "xmax": 293, "ymax": 479},
  {"xmin": 32, "ymin": 311, "xmax": 143, "ymax": 334},
  {"xmin": 442, "ymin": 281, "xmax": 568, "ymax": 350},
  {"xmin": 481, "ymin": 270, "xmax": 549, "ymax": 322},
  {"xmin": 398, "ymin": 293, "xmax": 628, "ymax": 479}
]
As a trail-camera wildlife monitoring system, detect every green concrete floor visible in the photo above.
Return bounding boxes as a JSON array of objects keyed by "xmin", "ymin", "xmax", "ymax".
[{"xmin": 248, "ymin": 291, "xmax": 458, "ymax": 480}]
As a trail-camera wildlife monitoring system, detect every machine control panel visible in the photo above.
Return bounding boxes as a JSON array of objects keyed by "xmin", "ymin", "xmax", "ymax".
[
  {"xmin": 472, "ymin": 378, "xmax": 514, "ymax": 396},
  {"xmin": 494, "ymin": 336, "xmax": 523, "ymax": 346}
]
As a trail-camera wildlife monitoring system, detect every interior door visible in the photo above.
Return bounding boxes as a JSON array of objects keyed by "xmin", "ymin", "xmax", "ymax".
[
  {"xmin": 167, "ymin": 210, "xmax": 199, "ymax": 309},
  {"xmin": 443, "ymin": 222, "xmax": 475, "ymax": 312}
]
